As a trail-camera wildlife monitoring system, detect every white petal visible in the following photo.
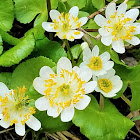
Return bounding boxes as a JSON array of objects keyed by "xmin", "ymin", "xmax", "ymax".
[
  {"xmin": 100, "ymin": 52, "xmax": 110, "ymax": 62},
  {"xmin": 75, "ymin": 95, "xmax": 91, "ymax": 110},
  {"xmin": 69, "ymin": 6, "xmax": 79, "ymax": 18},
  {"xmin": 61, "ymin": 106, "xmax": 74, "ymax": 122},
  {"xmin": 50, "ymin": 10, "xmax": 61, "ymax": 21},
  {"xmin": 15, "ymin": 123, "xmax": 25, "ymax": 136},
  {"xmin": 83, "ymin": 81, "xmax": 97, "ymax": 94},
  {"xmin": 92, "ymin": 69, "xmax": 106, "ymax": 76},
  {"xmin": 126, "ymin": 36, "xmax": 140, "ymax": 45},
  {"xmin": 35, "ymin": 96, "xmax": 49, "ymax": 111},
  {"xmin": 99, "ymin": 68, "xmax": 115, "ymax": 79},
  {"xmin": 78, "ymin": 17, "xmax": 88, "ymax": 26},
  {"xmin": 94, "ymin": 14, "xmax": 107, "ymax": 27},
  {"xmin": 81, "ymin": 42, "xmax": 89, "ymax": 50},
  {"xmin": 117, "ymin": 3, "xmax": 127, "ymax": 15},
  {"xmin": 79, "ymin": 66, "xmax": 92, "ymax": 82},
  {"xmin": 132, "ymin": 23, "xmax": 140, "ymax": 35},
  {"xmin": 92, "ymin": 45, "xmax": 99, "ymax": 56},
  {"xmin": 42, "ymin": 22, "xmax": 58, "ymax": 32},
  {"xmin": 101, "ymin": 92, "xmax": 116, "ymax": 98},
  {"xmin": 33, "ymin": 77, "xmax": 46, "ymax": 95},
  {"xmin": 92, "ymin": 75, "xmax": 97, "ymax": 81},
  {"xmin": 125, "ymin": 9, "xmax": 139, "ymax": 22},
  {"xmin": 47, "ymin": 106, "xmax": 59, "ymax": 118},
  {"xmin": 103, "ymin": 61, "xmax": 114, "ymax": 71},
  {"xmin": 83, "ymin": 47, "xmax": 92, "ymax": 64},
  {"xmin": 73, "ymin": 66, "xmax": 80, "ymax": 75},
  {"xmin": 99, "ymin": 28, "xmax": 111, "ymax": 36},
  {"xmin": 39, "ymin": 66, "xmax": 54, "ymax": 80},
  {"xmin": 0, "ymin": 118, "xmax": 10, "ymax": 128},
  {"xmin": 57, "ymin": 57, "xmax": 72, "ymax": 76},
  {"xmin": 0, "ymin": 82, "xmax": 10, "ymax": 97},
  {"xmin": 105, "ymin": 3, "xmax": 116, "ymax": 19},
  {"xmin": 101, "ymin": 36, "xmax": 112, "ymax": 46},
  {"xmin": 112, "ymin": 39, "xmax": 125, "ymax": 54},
  {"xmin": 0, "ymin": 114, "xmax": 3, "ymax": 119},
  {"xmin": 26, "ymin": 115, "xmax": 41, "ymax": 131}
]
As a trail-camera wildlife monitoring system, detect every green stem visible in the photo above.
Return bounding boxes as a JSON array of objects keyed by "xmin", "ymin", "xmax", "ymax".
[
  {"xmin": 65, "ymin": 40, "xmax": 75, "ymax": 66},
  {"xmin": 99, "ymin": 94, "xmax": 104, "ymax": 111},
  {"xmin": 121, "ymin": 94, "xmax": 131, "ymax": 106}
]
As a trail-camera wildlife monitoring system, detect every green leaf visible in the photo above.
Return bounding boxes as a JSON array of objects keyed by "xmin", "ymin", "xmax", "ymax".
[
  {"xmin": 14, "ymin": 0, "xmax": 47, "ymax": 24},
  {"xmin": 72, "ymin": 95, "xmax": 134, "ymax": 140},
  {"xmin": 0, "ymin": 0, "xmax": 14, "ymax": 31},
  {"xmin": 58, "ymin": 0, "xmax": 67, "ymax": 13},
  {"xmin": 67, "ymin": 0, "xmax": 86, "ymax": 9},
  {"xmin": 0, "ymin": 72, "xmax": 12, "ymax": 86},
  {"xmin": 92, "ymin": 0, "xmax": 105, "ymax": 10},
  {"xmin": 0, "ymin": 29, "xmax": 20, "ymax": 46},
  {"xmin": 9, "ymin": 56, "xmax": 56, "ymax": 89},
  {"xmin": 0, "ymin": 34, "xmax": 35, "ymax": 67},
  {"xmin": 51, "ymin": 0, "xmax": 58, "ymax": 9},
  {"xmin": 131, "ymin": 115, "xmax": 140, "ymax": 121},
  {"xmin": 33, "ymin": 37, "xmax": 67, "ymax": 63},
  {"xmin": 78, "ymin": 11, "xmax": 89, "ymax": 18}
]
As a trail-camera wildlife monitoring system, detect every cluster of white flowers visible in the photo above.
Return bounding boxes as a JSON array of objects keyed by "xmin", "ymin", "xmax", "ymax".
[{"xmin": 0, "ymin": 2, "xmax": 139, "ymax": 136}]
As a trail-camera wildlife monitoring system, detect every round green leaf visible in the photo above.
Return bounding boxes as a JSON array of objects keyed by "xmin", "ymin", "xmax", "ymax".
[
  {"xmin": 92, "ymin": 0, "xmax": 105, "ymax": 10},
  {"xmin": 0, "ymin": 0, "xmax": 14, "ymax": 31},
  {"xmin": 67, "ymin": 0, "xmax": 86, "ymax": 9},
  {"xmin": 0, "ymin": 34, "xmax": 35, "ymax": 67},
  {"xmin": 0, "ymin": 72, "xmax": 12, "ymax": 87},
  {"xmin": 72, "ymin": 95, "xmax": 134, "ymax": 140}
]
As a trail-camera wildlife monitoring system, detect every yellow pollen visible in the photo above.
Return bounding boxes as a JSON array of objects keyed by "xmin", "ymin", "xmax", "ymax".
[
  {"xmin": 87, "ymin": 56, "xmax": 102, "ymax": 70},
  {"xmin": 74, "ymin": 31, "xmax": 80, "ymax": 35},
  {"xmin": 98, "ymin": 79, "xmax": 113, "ymax": 93},
  {"xmin": 63, "ymin": 35, "xmax": 67, "ymax": 39}
]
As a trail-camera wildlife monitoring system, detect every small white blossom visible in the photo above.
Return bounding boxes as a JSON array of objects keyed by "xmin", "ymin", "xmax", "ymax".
[
  {"xmin": 94, "ymin": 3, "xmax": 140, "ymax": 54},
  {"xmin": 33, "ymin": 57, "xmax": 97, "ymax": 122},
  {"xmin": 93, "ymin": 69, "xmax": 123, "ymax": 97},
  {"xmin": 80, "ymin": 45, "xmax": 114, "ymax": 76},
  {"xmin": 0, "ymin": 83, "xmax": 41, "ymax": 136},
  {"xmin": 42, "ymin": 6, "xmax": 88, "ymax": 41}
]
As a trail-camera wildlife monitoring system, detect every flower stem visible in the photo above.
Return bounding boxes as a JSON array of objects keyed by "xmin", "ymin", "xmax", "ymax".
[
  {"xmin": 65, "ymin": 40, "xmax": 75, "ymax": 66},
  {"xmin": 121, "ymin": 94, "xmax": 131, "ymax": 106},
  {"xmin": 99, "ymin": 94, "xmax": 104, "ymax": 111}
]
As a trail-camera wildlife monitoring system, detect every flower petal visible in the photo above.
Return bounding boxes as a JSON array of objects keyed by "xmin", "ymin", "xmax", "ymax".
[
  {"xmin": 0, "ymin": 118, "xmax": 10, "ymax": 128},
  {"xmin": 42, "ymin": 22, "xmax": 58, "ymax": 32},
  {"xmin": 102, "ymin": 61, "xmax": 114, "ymax": 71},
  {"xmin": 105, "ymin": 3, "xmax": 116, "ymax": 19},
  {"xmin": 39, "ymin": 66, "xmax": 54, "ymax": 80},
  {"xmin": 94, "ymin": 14, "xmax": 107, "ymax": 27},
  {"xmin": 35, "ymin": 96, "xmax": 49, "ymax": 111},
  {"xmin": 61, "ymin": 106, "xmax": 74, "ymax": 122},
  {"xmin": 117, "ymin": 3, "xmax": 127, "ymax": 15},
  {"xmin": 33, "ymin": 77, "xmax": 46, "ymax": 95},
  {"xmin": 15, "ymin": 123, "xmax": 25, "ymax": 136},
  {"xmin": 132, "ymin": 23, "xmax": 140, "ymax": 35},
  {"xmin": 112, "ymin": 39, "xmax": 125, "ymax": 54},
  {"xmin": 101, "ymin": 35, "xmax": 112, "ymax": 46},
  {"xmin": 50, "ymin": 10, "xmax": 61, "ymax": 21},
  {"xmin": 92, "ymin": 69, "xmax": 106, "ymax": 76},
  {"xmin": 99, "ymin": 68, "xmax": 115, "ymax": 79},
  {"xmin": 125, "ymin": 9, "xmax": 139, "ymax": 22},
  {"xmin": 78, "ymin": 17, "xmax": 88, "ymax": 26},
  {"xmin": 126, "ymin": 36, "xmax": 140, "ymax": 45},
  {"xmin": 92, "ymin": 45, "xmax": 99, "ymax": 57},
  {"xmin": 75, "ymin": 95, "xmax": 91, "ymax": 110},
  {"xmin": 83, "ymin": 47, "xmax": 92, "ymax": 64},
  {"xmin": 79, "ymin": 66, "xmax": 92, "ymax": 82},
  {"xmin": 26, "ymin": 115, "xmax": 41, "ymax": 131},
  {"xmin": 83, "ymin": 81, "xmax": 97, "ymax": 94},
  {"xmin": 57, "ymin": 57, "xmax": 72, "ymax": 76},
  {"xmin": 69, "ymin": 6, "xmax": 79, "ymax": 18},
  {"xmin": 47, "ymin": 106, "xmax": 59, "ymax": 118},
  {"xmin": 99, "ymin": 28, "xmax": 111, "ymax": 36},
  {"xmin": 100, "ymin": 52, "xmax": 110, "ymax": 62},
  {"xmin": 73, "ymin": 66, "xmax": 80, "ymax": 75},
  {"xmin": 0, "ymin": 82, "xmax": 10, "ymax": 97}
]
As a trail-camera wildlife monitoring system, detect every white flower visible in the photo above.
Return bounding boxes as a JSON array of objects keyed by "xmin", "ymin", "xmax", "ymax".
[
  {"xmin": 0, "ymin": 83, "xmax": 41, "ymax": 136},
  {"xmin": 94, "ymin": 3, "xmax": 140, "ymax": 54},
  {"xmin": 33, "ymin": 57, "xmax": 97, "ymax": 122},
  {"xmin": 80, "ymin": 42, "xmax": 89, "ymax": 50},
  {"xmin": 80, "ymin": 45, "xmax": 114, "ymax": 76},
  {"xmin": 93, "ymin": 69, "xmax": 123, "ymax": 97},
  {"xmin": 42, "ymin": 6, "xmax": 88, "ymax": 41}
]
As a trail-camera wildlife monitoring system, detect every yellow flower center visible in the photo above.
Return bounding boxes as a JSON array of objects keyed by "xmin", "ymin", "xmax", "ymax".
[
  {"xmin": 44, "ymin": 69, "xmax": 85, "ymax": 113},
  {"xmin": 105, "ymin": 13, "xmax": 136, "ymax": 41},
  {"xmin": 87, "ymin": 56, "xmax": 102, "ymax": 70},
  {"xmin": 98, "ymin": 79, "xmax": 113, "ymax": 93},
  {"xmin": 0, "ymin": 86, "xmax": 35, "ymax": 126}
]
